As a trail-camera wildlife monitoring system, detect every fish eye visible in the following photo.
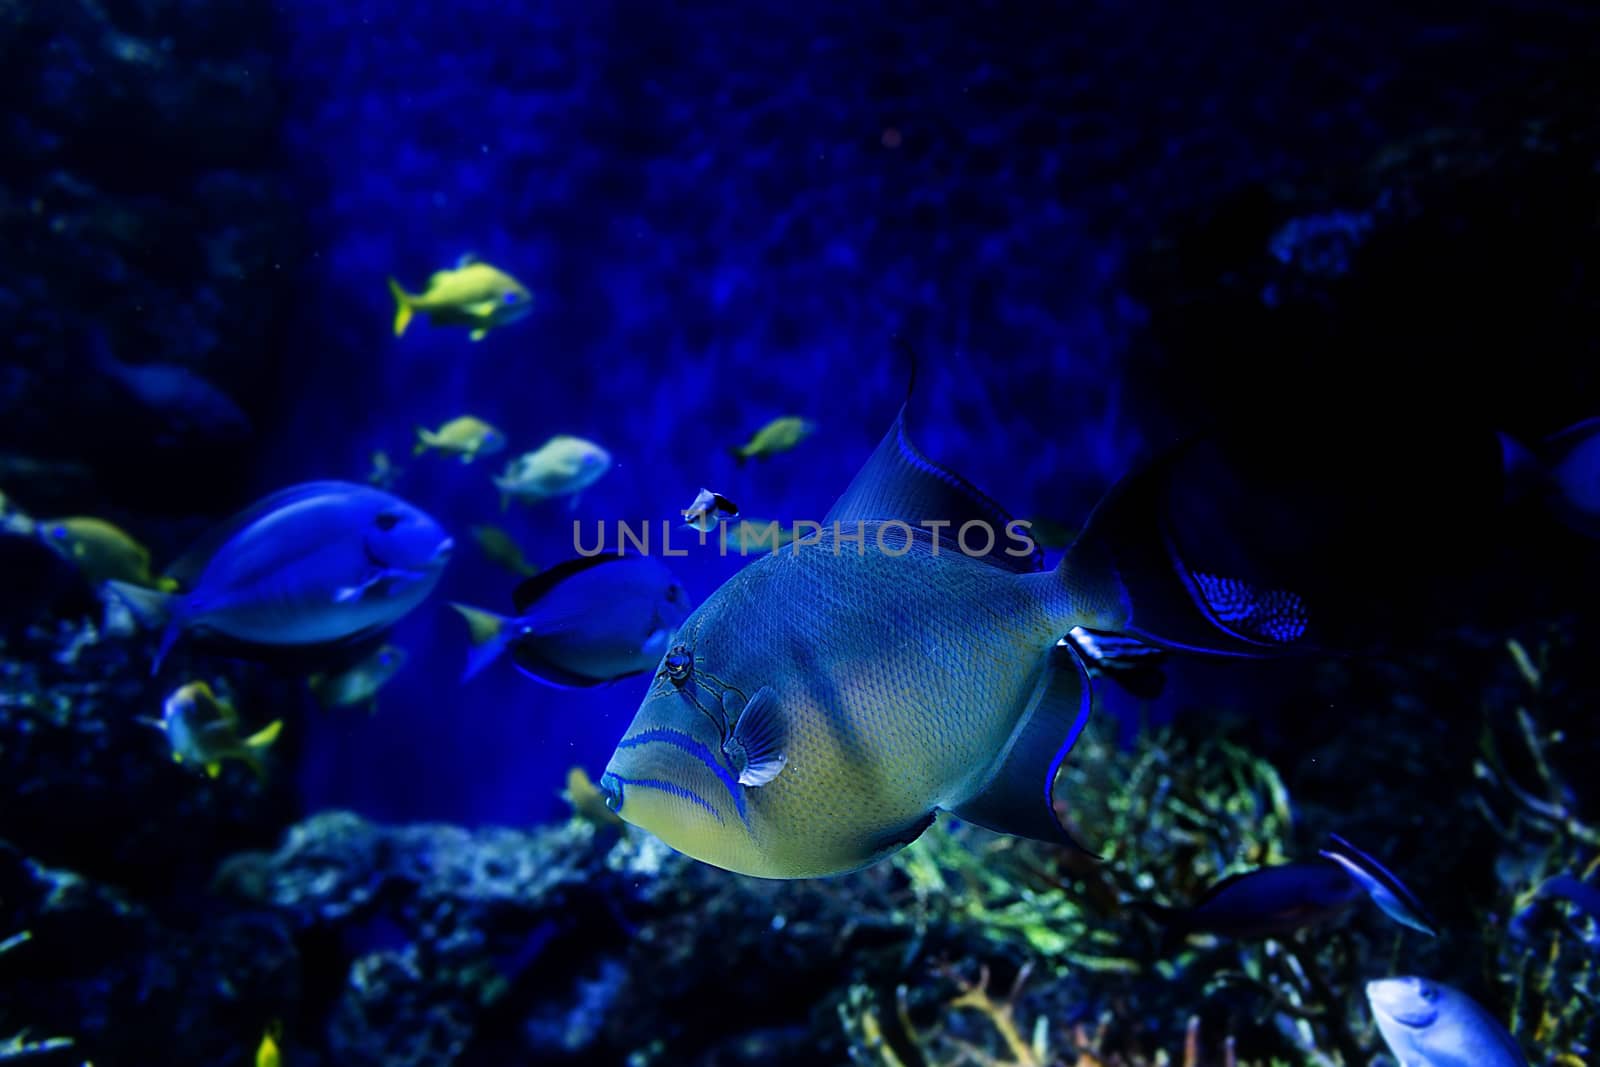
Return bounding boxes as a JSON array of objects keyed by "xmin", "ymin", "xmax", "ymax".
[
  {"xmin": 374, "ymin": 512, "xmax": 401, "ymax": 531},
  {"xmin": 665, "ymin": 644, "xmax": 692, "ymax": 685},
  {"xmin": 1418, "ymin": 984, "xmax": 1438, "ymax": 1002},
  {"xmin": 665, "ymin": 584, "xmax": 683, "ymax": 603},
  {"xmin": 50, "ymin": 527, "xmax": 67, "ymax": 540},
  {"xmin": 503, "ymin": 291, "xmax": 519, "ymax": 304}
]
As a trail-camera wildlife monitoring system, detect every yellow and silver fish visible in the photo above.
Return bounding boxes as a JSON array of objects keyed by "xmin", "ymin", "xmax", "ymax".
[
  {"xmin": 388, "ymin": 255, "xmax": 532, "ymax": 341},
  {"xmin": 493, "ymin": 435, "xmax": 611, "ymax": 511},
  {"xmin": 413, "ymin": 416, "xmax": 507, "ymax": 463},
  {"xmin": 36, "ymin": 516, "xmax": 175, "ymax": 590},
  {"xmin": 308, "ymin": 644, "xmax": 408, "ymax": 713},
  {"xmin": 469, "ymin": 523, "xmax": 540, "ymax": 577},
  {"xmin": 152, "ymin": 681, "xmax": 282, "ymax": 780},
  {"xmin": 729, "ymin": 416, "xmax": 815, "ymax": 465}
]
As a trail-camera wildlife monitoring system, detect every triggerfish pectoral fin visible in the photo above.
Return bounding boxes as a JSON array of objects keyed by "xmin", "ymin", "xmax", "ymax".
[{"xmin": 950, "ymin": 643, "xmax": 1096, "ymax": 855}]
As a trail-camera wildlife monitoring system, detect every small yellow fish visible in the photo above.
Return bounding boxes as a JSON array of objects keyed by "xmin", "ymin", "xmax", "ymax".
[
  {"xmin": 388, "ymin": 255, "xmax": 532, "ymax": 341},
  {"xmin": 494, "ymin": 435, "xmax": 612, "ymax": 510},
  {"xmin": 470, "ymin": 523, "xmax": 540, "ymax": 577},
  {"xmin": 308, "ymin": 645, "xmax": 408, "ymax": 713},
  {"xmin": 153, "ymin": 681, "xmax": 282, "ymax": 780},
  {"xmin": 256, "ymin": 1022, "xmax": 282, "ymax": 1067},
  {"xmin": 564, "ymin": 766, "xmax": 626, "ymax": 833},
  {"xmin": 36, "ymin": 517, "xmax": 176, "ymax": 590},
  {"xmin": 413, "ymin": 416, "xmax": 507, "ymax": 463},
  {"xmin": 366, "ymin": 449, "xmax": 401, "ymax": 489},
  {"xmin": 730, "ymin": 416, "xmax": 815, "ymax": 465}
]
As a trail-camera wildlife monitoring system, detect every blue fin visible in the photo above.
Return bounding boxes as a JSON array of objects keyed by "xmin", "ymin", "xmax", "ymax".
[
  {"xmin": 825, "ymin": 348, "xmax": 1042, "ymax": 573},
  {"xmin": 1064, "ymin": 627, "xmax": 1168, "ymax": 699},
  {"xmin": 1066, "ymin": 444, "xmax": 1314, "ymax": 657},
  {"xmin": 1318, "ymin": 832, "xmax": 1439, "ymax": 937},
  {"xmin": 511, "ymin": 553, "xmax": 625, "ymax": 613},
  {"xmin": 723, "ymin": 686, "xmax": 787, "ymax": 787},
  {"xmin": 950, "ymin": 643, "xmax": 1096, "ymax": 852},
  {"xmin": 164, "ymin": 481, "xmax": 374, "ymax": 590}
]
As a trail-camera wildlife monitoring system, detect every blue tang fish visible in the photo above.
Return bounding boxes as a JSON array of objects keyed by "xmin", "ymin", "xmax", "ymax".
[
  {"xmin": 1367, "ymin": 977, "xmax": 1528, "ymax": 1067},
  {"xmin": 450, "ymin": 554, "xmax": 693, "ymax": 686},
  {"xmin": 108, "ymin": 481, "xmax": 452, "ymax": 671},
  {"xmin": 597, "ymin": 368, "xmax": 1312, "ymax": 879},
  {"xmin": 1139, "ymin": 861, "xmax": 1361, "ymax": 948}
]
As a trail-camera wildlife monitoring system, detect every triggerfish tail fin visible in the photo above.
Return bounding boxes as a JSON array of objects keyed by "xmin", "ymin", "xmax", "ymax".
[
  {"xmin": 388, "ymin": 277, "xmax": 415, "ymax": 338},
  {"xmin": 950, "ymin": 643, "xmax": 1098, "ymax": 857},
  {"xmin": 1058, "ymin": 441, "xmax": 1318, "ymax": 658},
  {"xmin": 103, "ymin": 580, "xmax": 181, "ymax": 675},
  {"xmin": 450, "ymin": 603, "xmax": 516, "ymax": 682}
]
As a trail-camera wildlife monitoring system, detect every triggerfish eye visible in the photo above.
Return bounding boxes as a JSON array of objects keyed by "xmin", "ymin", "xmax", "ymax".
[{"xmin": 665, "ymin": 645, "xmax": 692, "ymax": 685}]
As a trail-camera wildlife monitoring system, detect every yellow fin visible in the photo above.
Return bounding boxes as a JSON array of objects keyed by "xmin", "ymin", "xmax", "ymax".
[
  {"xmin": 205, "ymin": 762, "xmax": 221, "ymax": 778},
  {"xmin": 450, "ymin": 603, "xmax": 505, "ymax": 647},
  {"xmin": 245, "ymin": 719, "xmax": 283, "ymax": 750},
  {"xmin": 469, "ymin": 328, "xmax": 488, "ymax": 342},
  {"xmin": 412, "ymin": 426, "xmax": 432, "ymax": 456},
  {"xmin": 388, "ymin": 277, "xmax": 415, "ymax": 337}
]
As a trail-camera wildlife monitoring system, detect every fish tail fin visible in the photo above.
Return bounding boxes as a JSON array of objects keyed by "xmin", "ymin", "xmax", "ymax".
[
  {"xmin": 412, "ymin": 426, "xmax": 432, "ymax": 456},
  {"xmin": 1528, "ymin": 417, "xmax": 1600, "ymax": 537},
  {"xmin": 103, "ymin": 580, "xmax": 181, "ymax": 675},
  {"xmin": 388, "ymin": 277, "xmax": 415, "ymax": 337},
  {"xmin": 241, "ymin": 719, "xmax": 283, "ymax": 781},
  {"xmin": 728, "ymin": 446, "xmax": 748, "ymax": 467},
  {"xmin": 450, "ymin": 603, "xmax": 515, "ymax": 681},
  {"xmin": 1054, "ymin": 445, "xmax": 1314, "ymax": 658}
]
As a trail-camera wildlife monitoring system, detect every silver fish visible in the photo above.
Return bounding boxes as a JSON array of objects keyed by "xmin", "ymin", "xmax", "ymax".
[
  {"xmin": 107, "ymin": 481, "xmax": 452, "ymax": 672},
  {"xmin": 595, "ymin": 389, "xmax": 1147, "ymax": 877},
  {"xmin": 681, "ymin": 488, "xmax": 739, "ymax": 533},
  {"xmin": 1366, "ymin": 977, "xmax": 1528, "ymax": 1067}
]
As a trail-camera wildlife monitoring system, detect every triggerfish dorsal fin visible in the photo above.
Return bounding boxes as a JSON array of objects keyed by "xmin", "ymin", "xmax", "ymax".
[
  {"xmin": 510, "ymin": 553, "xmax": 630, "ymax": 613},
  {"xmin": 950, "ymin": 642, "xmax": 1095, "ymax": 853},
  {"xmin": 825, "ymin": 405, "xmax": 1043, "ymax": 574}
]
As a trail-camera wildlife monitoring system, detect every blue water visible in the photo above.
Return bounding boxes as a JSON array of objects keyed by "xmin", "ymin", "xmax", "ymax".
[{"xmin": 268, "ymin": 2, "xmax": 1160, "ymax": 827}]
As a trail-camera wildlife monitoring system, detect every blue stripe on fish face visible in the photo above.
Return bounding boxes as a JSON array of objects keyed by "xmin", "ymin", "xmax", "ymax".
[
  {"xmin": 606, "ymin": 774, "xmax": 724, "ymax": 825},
  {"xmin": 616, "ymin": 727, "xmax": 748, "ymax": 825}
]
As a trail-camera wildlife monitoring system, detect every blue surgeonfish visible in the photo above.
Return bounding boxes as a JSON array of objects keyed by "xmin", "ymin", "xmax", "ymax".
[
  {"xmin": 1138, "ymin": 861, "xmax": 1361, "ymax": 949},
  {"xmin": 1366, "ymin": 977, "xmax": 1528, "ymax": 1067},
  {"xmin": 106, "ymin": 482, "xmax": 452, "ymax": 672},
  {"xmin": 597, "ymin": 358, "xmax": 1320, "ymax": 879},
  {"xmin": 450, "ymin": 555, "xmax": 693, "ymax": 685},
  {"xmin": 1319, "ymin": 832, "xmax": 1439, "ymax": 937}
]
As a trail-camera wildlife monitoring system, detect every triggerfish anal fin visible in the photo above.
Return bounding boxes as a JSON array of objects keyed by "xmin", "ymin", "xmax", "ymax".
[
  {"xmin": 825, "ymin": 388, "xmax": 1042, "ymax": 574},
  {"xmin": 950, "ymin": 642, "xmax": 1095, "ymax": 854}
]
